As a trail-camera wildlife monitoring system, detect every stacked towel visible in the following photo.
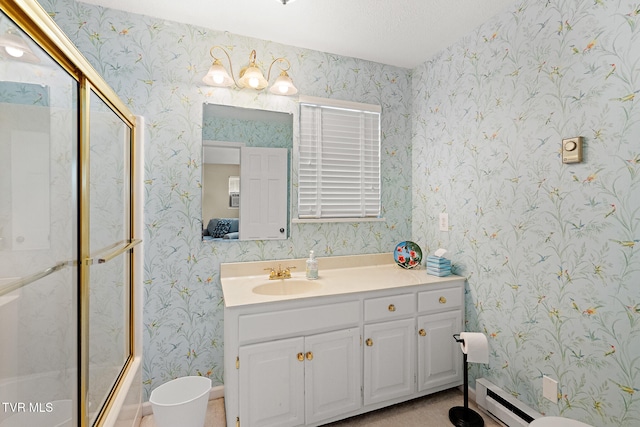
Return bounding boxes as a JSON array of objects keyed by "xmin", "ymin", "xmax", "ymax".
[{"xmin": 426, "ymin": 255, "xmax": 451, "ymax": 277}]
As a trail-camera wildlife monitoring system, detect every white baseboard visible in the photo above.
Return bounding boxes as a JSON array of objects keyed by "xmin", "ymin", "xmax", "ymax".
[
  {"xmin": 141, "ymin": 385, "xmax": 224, "ymax": 417},
  {"xmin": 209, "ymin": 385, "xmax": 225, "ymax": 400}
]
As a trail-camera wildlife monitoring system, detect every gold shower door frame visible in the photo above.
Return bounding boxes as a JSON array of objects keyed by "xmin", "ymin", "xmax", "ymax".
[{"xmin": 2, "ymin": 1, "xmax": 140, "ymax": 426}]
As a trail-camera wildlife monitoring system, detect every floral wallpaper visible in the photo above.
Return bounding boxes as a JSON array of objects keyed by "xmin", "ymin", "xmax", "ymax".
[
  {"xmin": 35, "ymin": 1, "xmax": 639, "ymax": 425},
  {"xmin": 412, "ymin": 1, "xmax": 640, "ymax": 425},
  {"xmin": 40, "ymin": 0, "xmax": 412, "ymax": 401},
  {"xmin": 202, "ymin": 108, "xmax": 293, "ymax": 149},
  {"xmin": 0, "ymin": 81, "xmax": 49, "ymax": 106}
]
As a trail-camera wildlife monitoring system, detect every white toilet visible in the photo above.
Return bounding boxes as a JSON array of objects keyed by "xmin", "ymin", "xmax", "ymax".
[{"xmin": 530, "ymin": 416, "xmax": 593, "ymax": 427}]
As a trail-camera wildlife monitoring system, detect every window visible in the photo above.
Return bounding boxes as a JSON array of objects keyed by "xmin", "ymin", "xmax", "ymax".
[
  {"xmin": 228, "ymin": 176, "xmax": 239, "ymax": 208},
  {"xmin": 298, "ymin": 96, "xmax": 381, "ymax": 219}
]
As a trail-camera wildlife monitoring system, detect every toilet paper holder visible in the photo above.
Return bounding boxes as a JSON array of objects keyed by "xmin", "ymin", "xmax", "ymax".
[{"xmin": 449, "ymin": 334, "xmax": 485, "ymax": 427}]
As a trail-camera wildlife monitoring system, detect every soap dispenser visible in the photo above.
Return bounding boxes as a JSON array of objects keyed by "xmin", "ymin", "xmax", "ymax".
[{"xmin": 306, "ymin": 250, "xmax": 318, "ymax": 280}]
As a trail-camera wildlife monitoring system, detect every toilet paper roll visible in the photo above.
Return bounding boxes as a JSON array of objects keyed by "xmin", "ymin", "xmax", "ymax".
[{"xmin": 459, "ymin": 332, "xmax": 489, "ymax": 364}]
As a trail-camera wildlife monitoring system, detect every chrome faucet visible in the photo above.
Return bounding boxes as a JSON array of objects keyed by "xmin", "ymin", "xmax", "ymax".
[{"xmin": 265, "ymin": 264, "xmax": 296, "ymax": 280}]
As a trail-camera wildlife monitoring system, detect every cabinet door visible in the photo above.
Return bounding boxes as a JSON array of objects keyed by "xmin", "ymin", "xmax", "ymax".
[
  {"xmin": 417, "ymin": 311, "xmax": 462, "ymax": 392},
  {"xmin": 239, "ymin": 337, "xmax": 304, "ymax": 427},
  {"xmin": 363, "ymin": 318, "xmax": 415, "ymax": 405},
  {"xmin": 305, "ymin": 328, "xmax": 362, "ymax": 424}
]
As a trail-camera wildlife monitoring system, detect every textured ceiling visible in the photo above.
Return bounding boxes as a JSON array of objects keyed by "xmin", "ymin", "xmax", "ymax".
[{"xmin": 79, "ymin": 0, "xmax": 516, "ymax": 69}]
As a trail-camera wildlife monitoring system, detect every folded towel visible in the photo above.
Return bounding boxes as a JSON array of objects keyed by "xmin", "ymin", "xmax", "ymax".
[
  {"xmin": 427, "ymin": 267, "xmax": 451, "ymax": 272},
  {"xmin": 427, "ymin": 268, "xmax": 451, "ymax": 277},
  {"xmin": 426, "ymin": 255, "xmax": 451, "ymax": 264},
  {"xmin": 427, "ymin": 261, "xmax": 451, "ymax": 268}
]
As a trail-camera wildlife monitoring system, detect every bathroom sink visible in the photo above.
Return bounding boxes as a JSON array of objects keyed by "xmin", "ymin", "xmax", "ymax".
[{"xmin": 252, "ymin": 279, "xmax": 322, "ymax": 296}]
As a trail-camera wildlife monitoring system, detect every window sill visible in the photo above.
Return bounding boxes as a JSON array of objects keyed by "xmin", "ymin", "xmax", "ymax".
[{"xmin": 292, "ymin": 217, "xmax": 386, "ymax": 224}]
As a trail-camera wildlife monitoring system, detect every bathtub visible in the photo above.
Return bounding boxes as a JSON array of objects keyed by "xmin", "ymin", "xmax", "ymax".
[
  {"xmin": 0, "ymin": 369, "xmax": 74, "ymax": 426},
  {"xmin": 0, "ymin": 399, "xmax": 72, "ymax": 427}
]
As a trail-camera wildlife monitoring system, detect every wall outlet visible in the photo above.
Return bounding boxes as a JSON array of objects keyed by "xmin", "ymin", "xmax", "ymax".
[
  {"xmin": 439, "ymin": 213, "xmax": 449, "ymax": 231},
  {"xmin": 543, "ymin": 375, "xmax": 558, "ymax": 402}
]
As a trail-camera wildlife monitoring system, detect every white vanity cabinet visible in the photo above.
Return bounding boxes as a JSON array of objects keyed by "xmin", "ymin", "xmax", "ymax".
[
  {"xmin": 239, "ymin": 337, "xmax": 305, "ymax": 427},
  {"xmin": 225, "ymin": 300, "xmax": 362, "ymax": 427},
  {"xmin": 363, "ymin": 318, "xmax": 415, "ymax": 405},
  {"xmin": 238, "ymin": 328, "xmax": 361, "ymax": 427},
  {"xmin": 362, "ymin": 293, "xmax": 416, "ymax": 405},
  {"xmin": 417, "ymin": 312, "xmax": 462, "ymax": 391},
  {"xmin": 303, "ymin": 328, "xmax": 361, "ymax": 423},
  {"xmin": 222, "ymin": 257, "xmax": 465, "ymax": 427},
  {"xmin": 416, "ymin": 286, "xmax": 463, "ymax": 392}
]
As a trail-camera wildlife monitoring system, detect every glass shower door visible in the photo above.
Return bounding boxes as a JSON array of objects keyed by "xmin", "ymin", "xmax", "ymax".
[
  {"xmin": 85, "ymin": 89, "xmax": 134, "ymax": 425},
  {"xmin": 2, "ymin": 2, "xmax": 140, "ymax": 426},
  {"xmin": 0, "ymin": 12, "xmax": 78, "ymax": 427}
]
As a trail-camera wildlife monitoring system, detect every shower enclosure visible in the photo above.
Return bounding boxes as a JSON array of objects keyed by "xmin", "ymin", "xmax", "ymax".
[{"xmin": 0, "ymin": 1, "xmax": 142, "ymax": 426}]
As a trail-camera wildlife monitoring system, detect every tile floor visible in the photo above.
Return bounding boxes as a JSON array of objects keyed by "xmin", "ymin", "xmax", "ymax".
[{"xmin": 140, "ymin": 388, "xmax": 502, "ymax": 426}]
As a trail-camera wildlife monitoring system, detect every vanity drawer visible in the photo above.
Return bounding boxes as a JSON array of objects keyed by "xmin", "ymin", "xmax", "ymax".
[
  {"xmin": 239, "ymin": 300, "xmax": 360, "ymax": 343},
  {"xmin": 364, "ymin": 293, "xmax": 415, "ymax": 322},
  {"xmin": 418, "ymin": 287, "xmax": 462, "ymax": 313}
]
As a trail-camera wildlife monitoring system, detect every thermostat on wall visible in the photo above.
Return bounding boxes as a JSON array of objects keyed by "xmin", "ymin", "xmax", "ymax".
[{"xmin": 562, "ymin": 136, "xmax": 583, "ymax": 163}]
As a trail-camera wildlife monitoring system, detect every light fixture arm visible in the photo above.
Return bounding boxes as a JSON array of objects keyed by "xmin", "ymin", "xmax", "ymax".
[
  {"xmin": 247, "ymin": 49, "xmax": 258, "ymax": 68},
  {"xmin": 266, "ymin": 57, "xmax": 291, "ymax": 81},
  {"xmin": 209, "ymin": 45, "xmax": 238, "ymax": 86}
]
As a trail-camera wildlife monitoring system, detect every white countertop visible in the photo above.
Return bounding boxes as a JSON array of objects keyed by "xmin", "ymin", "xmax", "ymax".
[{"xmin": 221, "ymin": 253, "xmax": 464, "ymax": 308}]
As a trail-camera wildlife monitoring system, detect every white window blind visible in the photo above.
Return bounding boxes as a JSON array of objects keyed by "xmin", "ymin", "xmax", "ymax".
[{"xmin": 298, "ymin": 96, "xmax": 381, "ymax": 219}]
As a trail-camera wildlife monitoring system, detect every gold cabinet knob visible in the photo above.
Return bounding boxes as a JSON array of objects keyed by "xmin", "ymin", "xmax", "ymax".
[
  {"xmin": 439, "ymin": 296, "xmax": 447, "ymax": 304},
  {"xmin": 388, "ymin": 304, "xmax": 396, "ymax": 312},
  {"xmin": 306, "ymin": 351, "xmax": 313, "ymax": 361},
  {"xmin": 297, "ymin": 352, "xmax": 304, "ymax": 362},
  {"xmin": 419, "ymin": 329, "xmax": 426, "ymax": 337},
  {"xmin": 366, "ymin": 338, "xmax": 373, "ymax": 347}
]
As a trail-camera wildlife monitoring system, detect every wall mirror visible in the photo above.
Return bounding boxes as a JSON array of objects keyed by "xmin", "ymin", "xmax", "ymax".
[{"xmin": 202, "ymin": 103, "xmax": 292, "ymax": 241}]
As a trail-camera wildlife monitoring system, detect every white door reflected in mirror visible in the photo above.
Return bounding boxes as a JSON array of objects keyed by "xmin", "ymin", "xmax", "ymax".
[
  {"xmin": 201, "ymin": 103, "xmax": 293, "ymax": 242},
  {"xmin": 239, "ymin": 146, "xmax": 288, "ymax": 240}
]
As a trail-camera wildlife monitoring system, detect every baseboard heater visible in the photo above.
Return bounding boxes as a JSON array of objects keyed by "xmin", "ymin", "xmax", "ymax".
[{"xmin": 475, "ymin": 378, "xmax": 542, "ymax": 426}]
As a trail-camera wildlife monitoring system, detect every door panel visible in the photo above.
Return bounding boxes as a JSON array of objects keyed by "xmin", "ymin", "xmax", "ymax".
[
  {"xmin": 305, "ymin": 328, "xmax": 361, "ymax": 424},
  {"xmin": 239, "ymin": 147, "xmax": 287, "ymax": 240},
  {"xmin": 239, "ymin": 337, "xmax": 305, "ymax": 427},
  {"xmin": 363, "ymin": 318, "xmax": 415, "ymax": 405},
  {"xmin": 417, "ymin": 311, "xmax": 462, "ymax": 391}
]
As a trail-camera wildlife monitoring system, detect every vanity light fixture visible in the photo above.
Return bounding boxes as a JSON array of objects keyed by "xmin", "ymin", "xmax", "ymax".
[
  {"xmin": 0, "ymin": 28, "xmax": 40, "ymax": 63},
  {"xmin": 202, "ymin": 45, "xmax": 298, "ymax": 96}
]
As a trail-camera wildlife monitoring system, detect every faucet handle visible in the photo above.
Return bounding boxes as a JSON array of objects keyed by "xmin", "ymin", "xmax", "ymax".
[
  {"xmin": 264, "ymin": 267, "xmax": 276, "ymax": 279},
  {"xmin": 283, "ymin": 266, "xmax": 296, "ymax": 278}
]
